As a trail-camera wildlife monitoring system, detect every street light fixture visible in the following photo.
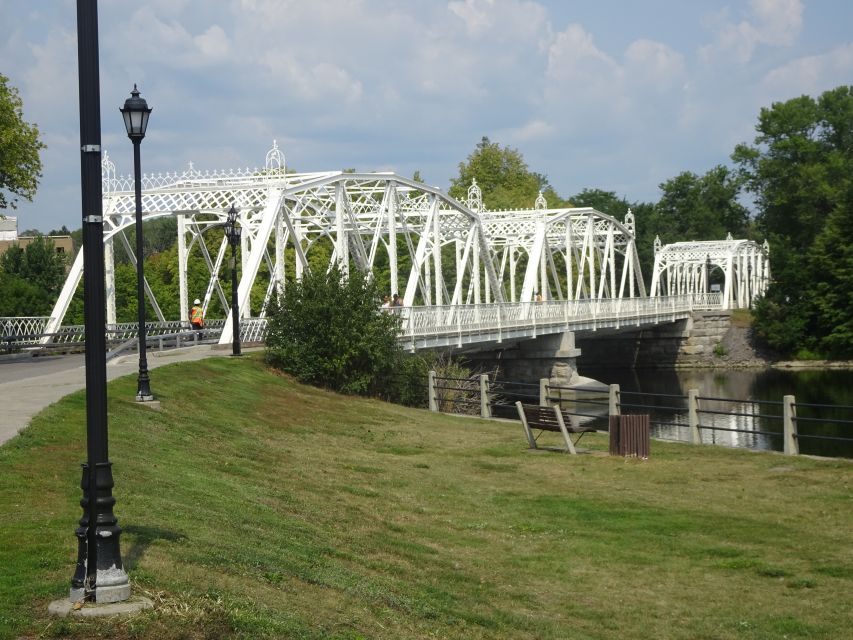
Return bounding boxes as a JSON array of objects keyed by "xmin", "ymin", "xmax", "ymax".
[
  {"xmin": 120, "ymin": 85, "xmax": 154, "ymax": 401},
  {"xmin": 224, "ymin": 205, "xmax": 242, "ymax": 356}
]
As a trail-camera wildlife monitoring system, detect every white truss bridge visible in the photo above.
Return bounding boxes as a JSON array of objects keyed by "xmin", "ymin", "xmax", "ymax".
[{"xmin": 11, "ymin": 142, "xmax": 768, "ymax": 352}]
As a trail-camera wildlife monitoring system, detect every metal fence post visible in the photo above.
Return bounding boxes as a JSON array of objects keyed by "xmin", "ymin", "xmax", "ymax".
[
  {"xmin": 428, "ymin": 370, "xmax": 438, "ymax": 412},
  {"xmin": 609, "ymin": 383, "xmax": 621, "ymax": 417},
  {"xmin": 540, "ymin": 378, "xmax": 549, "ymax": 406},
  {"xmin": 783, "ymin": 394, "xmax": 798, "ymax": 455},
  {"xmin": 480, "ymin": 374, "xmax": 491, "ymax": 419},
  {"xmin": 688, "ymin": 388, "xmax": 700, "ymax": 444}
]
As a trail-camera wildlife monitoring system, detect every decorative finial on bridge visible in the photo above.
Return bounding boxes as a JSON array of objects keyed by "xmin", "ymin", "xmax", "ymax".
[
  {"xmin": 654, "ymin": 235, "xmax": 661, "ymax": 255},
  {"xmin": 535, "ymin": 190, "xmax": 547, "ymax": 210},
  {"xmin": 763, "ymin": 239, "xmax": 770, "ymax": 253},
  {"xmin": 467, "ymin": 178, "xmax": 483, "ymax": 213},
  {"xmin": 726, "ymin": 232, "xmax": 733, "ymax": 241},
  {"xmin": 265, "ymin": 139, "xmax": 286, "ymax": 173},
  {"xmin": 187, "ymin": 160, "xmax": 195, "ymax": 174},
  {"xmin": 101, "ymin": 149, "xmax": 116, "ymax": 194},
  {"xmin": 624, "ymin": 208, "xmax": 635, "ymax": 232}
]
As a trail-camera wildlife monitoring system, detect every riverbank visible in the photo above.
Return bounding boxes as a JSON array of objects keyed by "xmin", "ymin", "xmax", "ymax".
[
  {"xmin": 2, "ymin": 355, "xmax": 852, "ymax": 639},
  {"xmin": 679, "ymin": 320, "xmax": 853, "ymax": 370}
]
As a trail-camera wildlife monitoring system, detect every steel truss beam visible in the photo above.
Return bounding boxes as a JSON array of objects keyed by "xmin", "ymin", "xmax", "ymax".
[
  {"xmin": 46, "ymin": 143, "xmax": 507, "ymax": 345},
  {"xmin": 649, "ymin": 234, "xmax": 770, "ymax": 309},
  {"xmin": 44, "ymin": 144, "xmax": 676, "ymax": 348}
]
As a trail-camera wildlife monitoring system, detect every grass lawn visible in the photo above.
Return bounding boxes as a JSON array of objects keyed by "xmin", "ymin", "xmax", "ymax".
[{"xmin": 1, "ymin": 354, "xmax": 851, "ymax": 639}]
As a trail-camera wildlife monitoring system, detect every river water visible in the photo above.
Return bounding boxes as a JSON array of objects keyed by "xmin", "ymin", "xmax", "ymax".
[{"xmin": 579, "ymin": 366, "xmax": 853, "ymax": 459}]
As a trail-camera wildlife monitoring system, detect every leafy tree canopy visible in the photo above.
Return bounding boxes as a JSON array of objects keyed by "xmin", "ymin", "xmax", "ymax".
[
  {"xmin": 655, "ymin": 165, "xmax": 750, "ymax": 244},
  {"xmin": 449, "ymin": 137, "xmax": 566, "ymax": 210},
  {"xmin": 0, "ymin": 73, "xmax": 45, "ymax": 210},
  {"xmin": 0, "ymin": 235, "xmax": 67, "ymax": 316},
  {"xmin": 733, "ymin": 85, "xmax": 853, "ymax": 358}
]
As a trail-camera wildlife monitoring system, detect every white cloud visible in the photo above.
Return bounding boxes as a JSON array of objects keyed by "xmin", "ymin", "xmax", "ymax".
[
  {"xmin": 448, "ymin": 0, "xmax": 549, "ymax": 43},
  {"xmin": 750, "ymin": 0, "xmax": 803, "ymax": 46},
  {"xmin": 624, "ymin": 40, "xmax": 686, "ymax": 90},
  {"xmin": 193, "ymin": 25, "xmax": 231, "ymax": 60},
  {"xmin": 107, "ymin": 8, "xmax": 234, "ymax": 69},
  {"xmin": 545, "ymin": 23, "xmax": 622, "ymax": 108},
  {"xmin": 762, "ymin": 42, "xmax": 853, "ymax": 98},
  {"xmin": 700, "ymin": 0, "xmax": 804, "ymax": 63},
  {"xmin": 3, "ymin": 0, "xmax": 851, "ymax": 234},
  {"xmin": 499, "ymin": 119, "xmax": 555, "ymax": 143},
  {"xmin": 21, "ymin": 27, "xmax": 78, "ymax": 125}
]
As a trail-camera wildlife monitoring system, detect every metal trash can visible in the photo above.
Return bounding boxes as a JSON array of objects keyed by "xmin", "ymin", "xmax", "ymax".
[{"xmin": 609, "ymin": 414, "xmax": 650, "ymax": 458}]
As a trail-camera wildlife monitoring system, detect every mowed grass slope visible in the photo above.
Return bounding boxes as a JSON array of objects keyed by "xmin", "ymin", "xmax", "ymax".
[{"xmin": 1, "ymin": 355, "xmax": 851, "ymax": 639}]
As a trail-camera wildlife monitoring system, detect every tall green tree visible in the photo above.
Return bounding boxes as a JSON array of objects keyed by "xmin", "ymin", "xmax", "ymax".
[
  {"xmin": 449, "ymin": 137, "xmax": 565, "ymax": 210},
  {"xmin": 733, "ymin": 86, "xmax": 853, "ymax": 357},
  {"xmin": 0, "ymin": 236, "xmax": 67, "ymax": 316},
  {"xmin": 0, "ymin": 73, "xmax": 45, "ymax": 210},
  {"xmin": 655, "ymin": 165, "xmax": 749, "ymax": 243}
]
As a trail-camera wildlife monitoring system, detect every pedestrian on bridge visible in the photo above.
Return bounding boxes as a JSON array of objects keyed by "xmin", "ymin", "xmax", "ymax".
[{"xmin": 191, "ymin": 299, "xmax": 205, "ymax": 338}]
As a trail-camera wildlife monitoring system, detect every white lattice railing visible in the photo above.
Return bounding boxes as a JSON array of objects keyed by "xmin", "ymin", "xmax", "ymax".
[
  {"xmin": 398, "ymin": 294, "xmax": 697, "ymax": 343},
  {"xmin": 0, "ymin": 317, "xmax": 53, "ymax": 340},
  {"xmin": 3, "ymin": 293, "xmax": 721, "ymax": 352},
  {"xmin": 1, "ymin": 317, "xmax": 228, "ymax": 347}
]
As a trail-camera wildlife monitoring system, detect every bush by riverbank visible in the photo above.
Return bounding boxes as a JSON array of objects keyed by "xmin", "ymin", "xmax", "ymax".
[{"xmin": 1, "ymin": 355, "xmax": 851, "ymax": 639}]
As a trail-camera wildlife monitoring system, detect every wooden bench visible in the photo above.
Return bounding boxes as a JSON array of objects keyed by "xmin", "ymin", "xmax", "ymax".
[{"xmin": 515, "ymin": 402, "xmax": 598, "ymax": 454}]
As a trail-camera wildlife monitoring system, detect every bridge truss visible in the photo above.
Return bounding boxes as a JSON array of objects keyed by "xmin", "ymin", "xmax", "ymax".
[
  {"xmin": 469, "ymin": 182, "xmax": 645, "ymax": 305},
  {"xmin": 649, "ymin": 234, "xmax": 770, "ymax": 309},
  {"xmin": 39, "ymin": 142, "xmax": 740, "ymax": 349}
]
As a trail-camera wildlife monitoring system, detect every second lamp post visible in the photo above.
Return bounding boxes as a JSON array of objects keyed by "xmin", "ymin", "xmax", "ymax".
[
  {"xmin": 224, "ymin": 206, "xmax": 242, "ymax": 356},
  {"xmin": 120, "ymin": 85, "xmax": 154, "ymax": 400}
]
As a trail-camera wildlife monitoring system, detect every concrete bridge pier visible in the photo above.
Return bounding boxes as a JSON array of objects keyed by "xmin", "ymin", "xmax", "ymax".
[{"xmin": 476, "ymin": 331, "xmax": 583, "ymax": 387}]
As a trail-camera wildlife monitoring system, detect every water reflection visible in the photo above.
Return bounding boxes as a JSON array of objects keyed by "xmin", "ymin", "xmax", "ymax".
[{"xmin": 579, "ymin": 367, "xmax": 853, "ymax": 458}]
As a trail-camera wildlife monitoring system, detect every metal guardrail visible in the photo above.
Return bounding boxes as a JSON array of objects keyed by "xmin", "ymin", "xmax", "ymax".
[{"xmin": 427, "ymin": 373, "xmax": 853, "ymax": 459}]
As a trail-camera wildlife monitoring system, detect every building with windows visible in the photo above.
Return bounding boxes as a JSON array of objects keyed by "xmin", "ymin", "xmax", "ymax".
[{"xmin": 0, "ymin": 216, "xmax": 75, "ymax": 259}]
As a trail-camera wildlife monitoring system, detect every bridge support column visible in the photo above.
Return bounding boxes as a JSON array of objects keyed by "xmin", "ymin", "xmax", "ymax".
[{"xmin": 496, "ymin": 331, "xmax": 583, "ymax": 388}]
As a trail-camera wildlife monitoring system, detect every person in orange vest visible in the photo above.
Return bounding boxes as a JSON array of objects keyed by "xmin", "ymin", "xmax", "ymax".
[{"xmin": 190, "ymin": 299, "xmax": 205, "ymax": 337}]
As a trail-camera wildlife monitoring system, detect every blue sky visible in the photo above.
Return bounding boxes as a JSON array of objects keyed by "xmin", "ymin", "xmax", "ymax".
[{"xmin": 2, "ymin": 0, "xmax": 852, "ymax": 233}]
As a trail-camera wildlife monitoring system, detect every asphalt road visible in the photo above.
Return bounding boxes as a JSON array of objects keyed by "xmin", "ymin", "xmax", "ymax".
[
  {"xmin": 0, "ymin": 345, "xmax": 245, "ymax": 446},
  {"xmin": 0, "ymin": 353, "xmax": 86, "ymax": 385}
]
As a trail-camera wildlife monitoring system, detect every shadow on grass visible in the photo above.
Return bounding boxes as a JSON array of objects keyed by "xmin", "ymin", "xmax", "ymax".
[{"xmin": 122, "ymin": 524, "xmax": 187, "ymax": 570}]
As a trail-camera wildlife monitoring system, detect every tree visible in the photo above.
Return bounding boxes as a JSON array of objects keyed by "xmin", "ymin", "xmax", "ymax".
[
  {"xmin": 449, "ymin": 137, "xmax": 565, "ymax": 210},
  {"xmin": 0, "ymin": 73, "xmax": 45, "ymax": 210},
  {"xmin": 265, "ymin": 265, "xmax": 403, "ymax": 395},
  {"xmin": 655, "ymin": 166, "xmax": 749, "ymax": 244},
  {"xmin": 0, "ymin": 236, "xmax": 67, "ymax": 315},
  {"xmin": 733, "ymin": 86, "xmax": 853, "ymax": 358}
]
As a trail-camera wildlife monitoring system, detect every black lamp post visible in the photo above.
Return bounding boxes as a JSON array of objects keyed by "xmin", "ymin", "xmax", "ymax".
[
  {"xmin": 224, "ymin": 206, "xmax": 242, "ymax": 356},
  {"xmin": 120, "ymin": 85, "xmax": 153, "ymax": 401},
  {"xmin": 705, "ymin": 254, "xmax": 712, "ymax": 294},
  {"xmin": 70, "ymin": 0, "xmax": 130, "ymax": 604},
  {"xmin": 747, "ymin": 261, "xmax": 752, "ymax": 309}
]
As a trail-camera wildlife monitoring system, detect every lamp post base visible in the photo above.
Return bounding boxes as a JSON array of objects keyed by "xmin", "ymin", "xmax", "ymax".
[
  {"xmin": 69, "ymin": 568, "xmax": 131, "ymax": 603},
  {"xmin": 51, "ymin": 594, "xmax": 151, "ymax": 617}
]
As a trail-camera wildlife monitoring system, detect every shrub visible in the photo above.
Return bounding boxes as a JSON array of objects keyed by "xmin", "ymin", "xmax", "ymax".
[{"xmin": 265, "ymin": 265, "xmax": 402, "ymax": 396}]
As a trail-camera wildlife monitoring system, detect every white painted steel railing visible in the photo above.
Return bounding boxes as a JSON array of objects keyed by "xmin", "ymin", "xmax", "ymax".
[
  {"xmin": 2, "ymin": 293, "xmax": 721, "ymax": 351},
  {"xmin": 396, "ymin": 294, "xmax": 699, "ymax": 348}
]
